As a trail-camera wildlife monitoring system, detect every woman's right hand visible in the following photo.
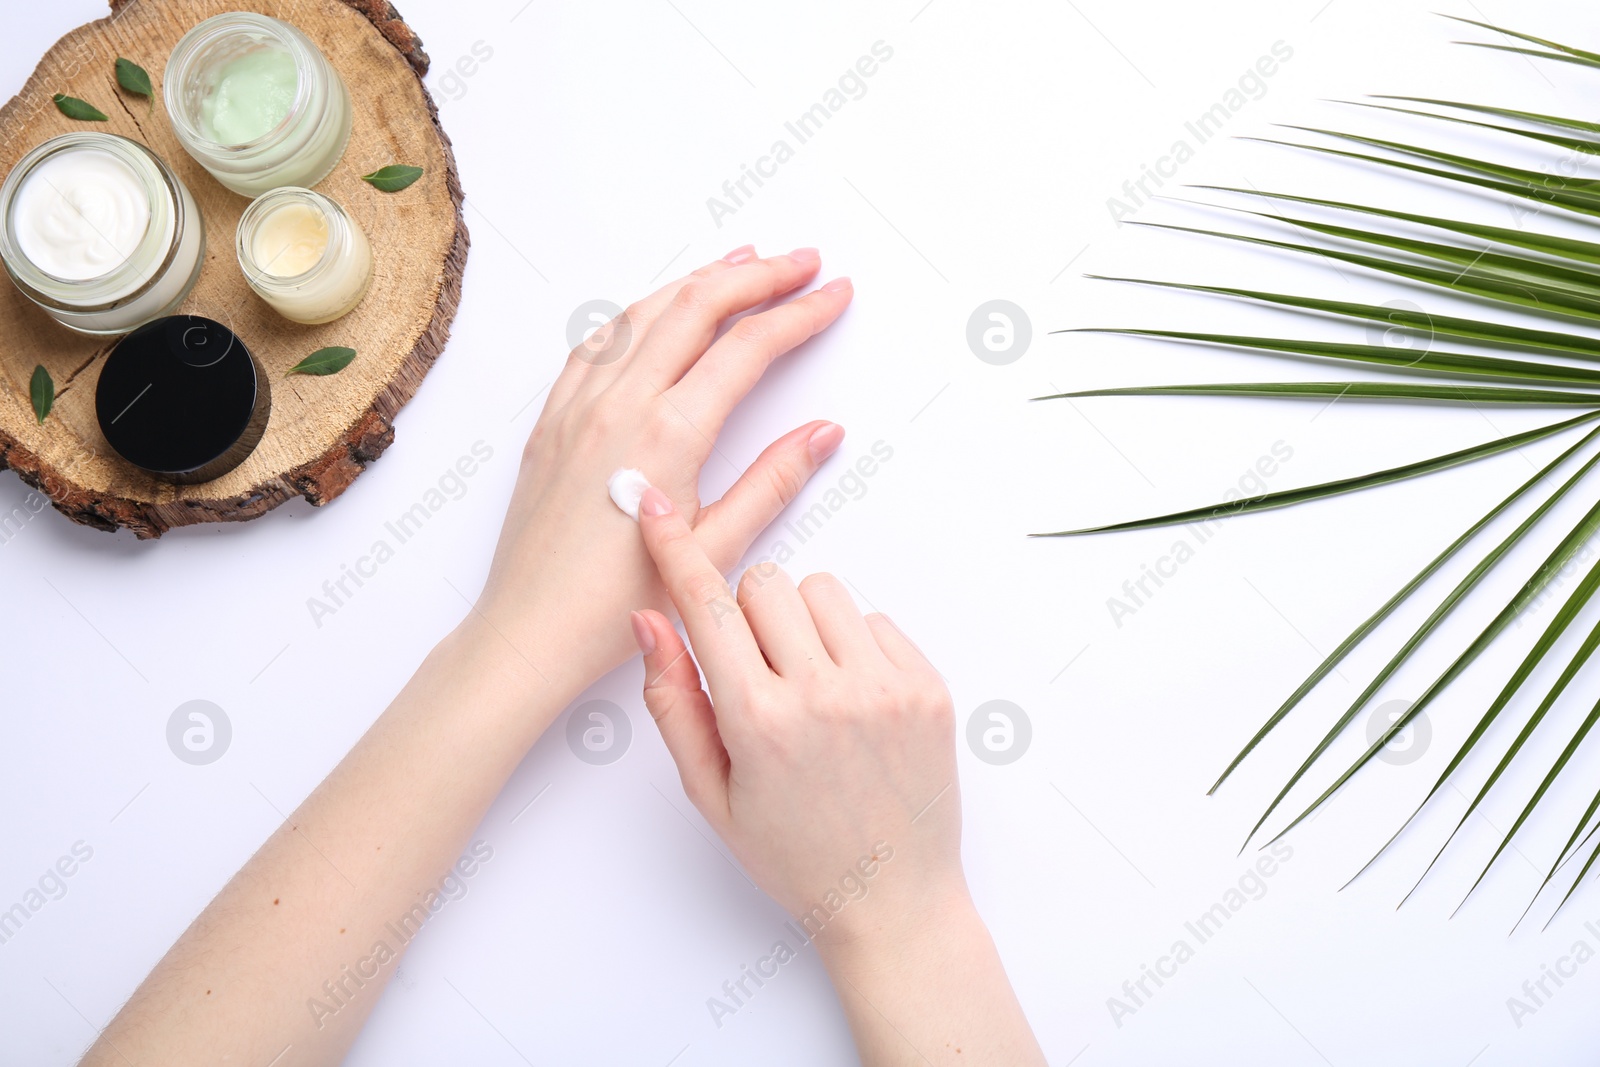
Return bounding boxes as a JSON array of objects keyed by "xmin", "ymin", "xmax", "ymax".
[
  {"xmin": 627, "ymin": 485, "xmax": 966, "ymax": 937},
  {"xmin": 628, "ymin": 486, "xmax": 1047, "ymax": 1067}
]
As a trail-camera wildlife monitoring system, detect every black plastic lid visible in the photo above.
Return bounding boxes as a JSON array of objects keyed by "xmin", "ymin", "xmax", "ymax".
[{"xmin": 95, "ymin": 315, "xmax": 270, "ymax": 484}]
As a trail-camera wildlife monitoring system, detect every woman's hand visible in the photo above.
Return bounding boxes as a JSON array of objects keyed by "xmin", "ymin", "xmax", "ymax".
[
  {"xmin": 628, "ymin": 484, "xmax": 964, "ymax": 934},
  {"xmin": 477, "ymin": 246, "xmax": 853, "ymax": 702},
  {"xmin": 628, "ymin": 487, "xmax": 1046, "ymax": 1066}
]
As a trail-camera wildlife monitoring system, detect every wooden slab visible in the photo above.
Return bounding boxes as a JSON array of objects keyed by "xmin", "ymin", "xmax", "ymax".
[{"xmin": 0, "ymin": 0, "xmax": 468, "ymax": 537}]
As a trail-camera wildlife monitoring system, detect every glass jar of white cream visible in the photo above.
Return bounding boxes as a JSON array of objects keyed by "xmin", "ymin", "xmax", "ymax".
[
  {"xmin": 165, "ymin": 13, "xmax": 352, "ymax": 197},
  {"xmin": 237, "ymin": 187, "xmax": 372, "ymax": 324},
  {"xmin": 0, "ymin": 132, "xmax": 205, "ymax": 336}
]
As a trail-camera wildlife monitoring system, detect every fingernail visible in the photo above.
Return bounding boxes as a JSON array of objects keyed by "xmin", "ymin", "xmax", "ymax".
[
  {"xmin": 630, "ymin": 611, "xmax": 656, "ymax": 655},
  {"xmin": 640, "ymin": 486, "xmax": 674, "ymax": 517},
  {"xmin": 724, "ymin": 244, "xmax": 756, "ymax": 264},
  {"xmin": 807, "ymin": 422, "xmax": 845, "ymax": 463},
  {"xmin": 789, "ymin": 246, "xmax": 820, "ymax": 263},
  {"xmin": 821, "ymin": 276, "xmax": 852, "ymax": 293}
]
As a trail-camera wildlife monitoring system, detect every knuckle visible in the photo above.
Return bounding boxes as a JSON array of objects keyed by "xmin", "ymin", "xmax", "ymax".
[
  {"xmin": 619, "ymin": 300, "xmax": 651, "ymax": 333},
  {"xmin": 764, "ymin": 459, "xmax": 805, "ymax": 506},
  {"xmin": 683, "ymin": 572, "xmax": 733, "ymax": 610},
  {"xmin": 671, "ymin": 280, "xmax": 716, "ymax": 314},
  {"xmin": 729, "ymin": 313, "xmax": 774, "ymax": 348},
  {"xmin": 736, "ymin": 564, "xmax": 782, "ymax": 604}
]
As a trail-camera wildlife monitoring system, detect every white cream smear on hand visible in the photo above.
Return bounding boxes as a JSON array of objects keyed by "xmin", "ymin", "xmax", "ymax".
[
  {"xmin": 608, "ymin": 468, "xmax": 652, "ymax": 521},
  {"xmin": 13, "ymin": 149, "xmax": 152, "ymax": 279}
]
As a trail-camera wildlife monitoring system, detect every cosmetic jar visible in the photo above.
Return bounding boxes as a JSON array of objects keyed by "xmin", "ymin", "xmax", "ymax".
[
  {"xmin": 0, "ymin": 133, "xmax": 204, "ymax": 336},
  {"xmin": 95, "ymin": 315, "xmax": 270, "ymax": 483},
  {"xmin": 237, "ymin": 187, "xmax": 372, "ymax": 323},
  {"xmin": 165, "ymin": 12, "xmax": 352, "ymax": 196}
]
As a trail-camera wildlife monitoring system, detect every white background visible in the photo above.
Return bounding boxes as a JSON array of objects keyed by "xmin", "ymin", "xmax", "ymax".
[{"xmin": 4, "ymin": 0, "xmax": 1600, "ymax": 1064}]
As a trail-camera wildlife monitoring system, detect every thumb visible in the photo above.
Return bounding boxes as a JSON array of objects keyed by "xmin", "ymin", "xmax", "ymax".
[{"xmin": 631, "ymin": 610, "xmax": 730, "ymax": 819}]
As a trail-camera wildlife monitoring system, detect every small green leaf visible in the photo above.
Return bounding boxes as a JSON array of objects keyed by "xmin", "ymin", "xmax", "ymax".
[
  {"xmin": 286, "ymin": 346, "xmax": 357, "ymax": 377},
  {"xmin": 30, "ymin": 365, "xmax": 53, "ymax": 424},
  {"xmin": 52, "ymin": 93, "xmax": 107, "ymax": 122},
  {"xmin": 361, "ymin": 164, "xmax": 423, "ymax": 193},
  {"xmin": 114, "ymin": 58, "xmax": 152, "ymax": 98}
]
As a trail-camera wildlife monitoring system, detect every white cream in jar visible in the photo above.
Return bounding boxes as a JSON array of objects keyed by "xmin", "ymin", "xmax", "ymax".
[
  {"xmin": 0, "ymin": 133, "xmax": 205, "ymax": 335},
  {"xmin": 236, "ymin": 187, "xmax": 371, "ymax": 324}
]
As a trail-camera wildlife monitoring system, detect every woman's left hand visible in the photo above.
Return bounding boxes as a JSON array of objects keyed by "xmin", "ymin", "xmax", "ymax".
[{"xmin": 475, "ymin": 246, "xmax": 853, "ymax": 701}]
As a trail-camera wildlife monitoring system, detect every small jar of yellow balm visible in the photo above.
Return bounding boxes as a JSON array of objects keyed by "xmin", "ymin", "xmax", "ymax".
[
  {"xmin": 237, "ymin": 187, "xmax": 372, "ymax": 324},
  {"xmin": 165, "ymin": 13, "xmax": 352, "ymax": 197}
]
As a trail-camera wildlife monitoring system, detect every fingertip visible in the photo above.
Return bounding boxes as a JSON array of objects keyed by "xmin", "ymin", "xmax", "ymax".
[
  {"xmin": 630, "ymin": 610, "xmax": 656, "ymax": 656},
  {"xmin": 806, "ymin": 422, "xmax": 845, "ymax": 464},
  {"xmin": 820, "ymin": 276, "xmax": 852, "ymax": 294},
  {"xmin": 639, "ymin": 485, "xmax": 675, "ymax": 518}
]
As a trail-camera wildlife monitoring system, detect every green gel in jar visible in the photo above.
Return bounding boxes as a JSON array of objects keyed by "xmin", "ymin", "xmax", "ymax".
[
  {"xmin": 199, "ymin": 47, "xmax": 298, "ymax": 145},
  {"xmin": 165, "ymin": 13, "xmax": 351, "ymax": 197}
]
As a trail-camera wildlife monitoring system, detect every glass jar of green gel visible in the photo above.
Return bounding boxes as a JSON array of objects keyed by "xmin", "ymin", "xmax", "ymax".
[{"xmin": 165, "ymin": 13, "xmax": 352, "ymax": 197}]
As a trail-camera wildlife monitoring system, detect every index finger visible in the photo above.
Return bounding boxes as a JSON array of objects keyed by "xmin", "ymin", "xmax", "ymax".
[{"xmin": 636, "ymin": 485, "xmax": 766, "ymax": 693}]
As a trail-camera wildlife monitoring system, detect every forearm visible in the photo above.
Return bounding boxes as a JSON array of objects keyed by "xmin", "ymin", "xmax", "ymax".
[
  {"xmin": 820, "ymin": 892, "xmax": 1046, "ymax": 1067},
  {"xmin": 86, "ymin": 615, "xmax": 572, "ymax": 1067}
]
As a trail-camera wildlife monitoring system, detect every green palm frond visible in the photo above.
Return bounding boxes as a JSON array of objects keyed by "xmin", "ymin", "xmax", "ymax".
[{"xmin": 1058, "ymin": 16, "xmax": 1600, "ymax": 926}]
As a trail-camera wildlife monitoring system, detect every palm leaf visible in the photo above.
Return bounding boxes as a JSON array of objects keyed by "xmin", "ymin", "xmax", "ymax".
[
  {"xmin": 1076, "ymin": 277, "xmax": 1600, "ymax": 359},
  {"xmin": 1367, "ymin": 96, "xmax": 1600, "ymax": 137},
  {"xmin": 1244, "ymin": 136, "xmax": 1600, "ymax": 218},
  {"xmin": 1212, "ymin": 425, "xmax": 1600, "ymax": 797},
  {"xmin": 1345, "ymin": 100, "xmax": 1600, "ymax": 157},
  {"xmin": 1262, "ymin": 489, "xmax": 1600, "ymax": 848},
  {"xmin": 1345, "ymin": 564, "xmax": 1600, "ymax": 900},
  {"xmin": 1040, "ymin": 382, "xmax": 1600, "ymax": 405},
  {"xmin": 1443, "ymin": 15, "xmax": 1600, "ymax": 70},
  {"xmin": 1131, "ymin": 222, "xmax": 1600, "ymax": 320},
  {"xmin": 1077, "ymin": 327, "xmax": 1600, "ymax": 385},
  {"xmin": 1038, "ymin": 411, "xmax": 1600, "ymax": 537},
  {"xmin": 1184, "ymin": 186, "xmax": 1600, "ymax": 268},
  {"xmin": 1454, "ymin": 691, "xmax": 1600, "ymax": 916},
  {"xmin": 1058, "ymin": 17, "xmax": 1600, "ymax": 919},
  {"xmin": 1244, "ymin": 446, "xmax": 1600, "ymax": 849}
]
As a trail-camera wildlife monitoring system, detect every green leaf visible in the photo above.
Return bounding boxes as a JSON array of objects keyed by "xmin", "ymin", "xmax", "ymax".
[
  {"xmin": 1396, "ymin": 603, "xmax": 1600, "ymax": 909},
  {"xmin": 1264, "ymin": 487, "xmax": 1600, "ymax": 849},
  {"xmin": 1368, "ymin": 95, "xmax": 1600, "ymax": 137},
  {"xmin": 114, "ymin": 57, "xmax": 152, "ymax": 98},
  {"xmin": 1244, "ymin": 136, "xmax": 1600, "ymax": 219},
  {"xmin": 29, "ymin": 365, "xmax": 53, "ymax": 424},
  {"xmin": 1080, "ymin": 326, "xmax": 1600, "ymax": 387},
  {"xmin": 360, "ymin": 164, "xmax": 423, "ymax": 193},
  {"xmin": 1453, "ymin": 692, "xmax": 1600, "ymax": 918},
  {"xmin": 1035, "ymin": 410, "xmax": 1600, "ymax": 537},
  {"xmin": 1546, "ymin": 834, "xmax": 1600, "ymax": 927},
  {"xmin": 1347, "ymin": 100, "xmax": 1600, "ymax": 158},
  {"xmin": 1188, "ymin": 185, "xmax": 1600, "ymax": 268},
  {"xmin": 1040, "ymin": 382, "xmax": 1600, "ymax": 405},
  {"xmin": 1077, "ymin": 277, "xmax": 1600, "ymax": 359},
  {"xmin": 286, "ymin": 346, "xmax": 356, "ymax": 376},
  {"xmin": 1519, "ymin": 785, "xmax": 1600, "ymax": 930},
  {"xmin": 1457, "ymin": 42, "xmax": 1600, "ymax": 69},
  {"xmin": 1443, "ymin": 15, "xmax": 1600, "ymax": 70},
  {"xmin": 1345, "ymin": 558, "xmax": 1600, "ymax": 900},
  {"xmin": 1226, "ymin": 207, "xmax": 1600, "ymax": 297},
  {"xmin": 1273, "ymin": 126, "xmax": 1600, "ymax": 202},
  {"xmin": 1061, "ymin": 16, "xmax": 1600, "ymax": 915},
  {"xmin": 1212, "ymin": 425, "xmax": 1600, "ymax": 798},
  {"xmin": 1132, "ymin": 221, "xmax": 1600, "ymax": 321},
  {"xmin": 52, "ymin": 93, "xmax": 107, "ymax": 122}
]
